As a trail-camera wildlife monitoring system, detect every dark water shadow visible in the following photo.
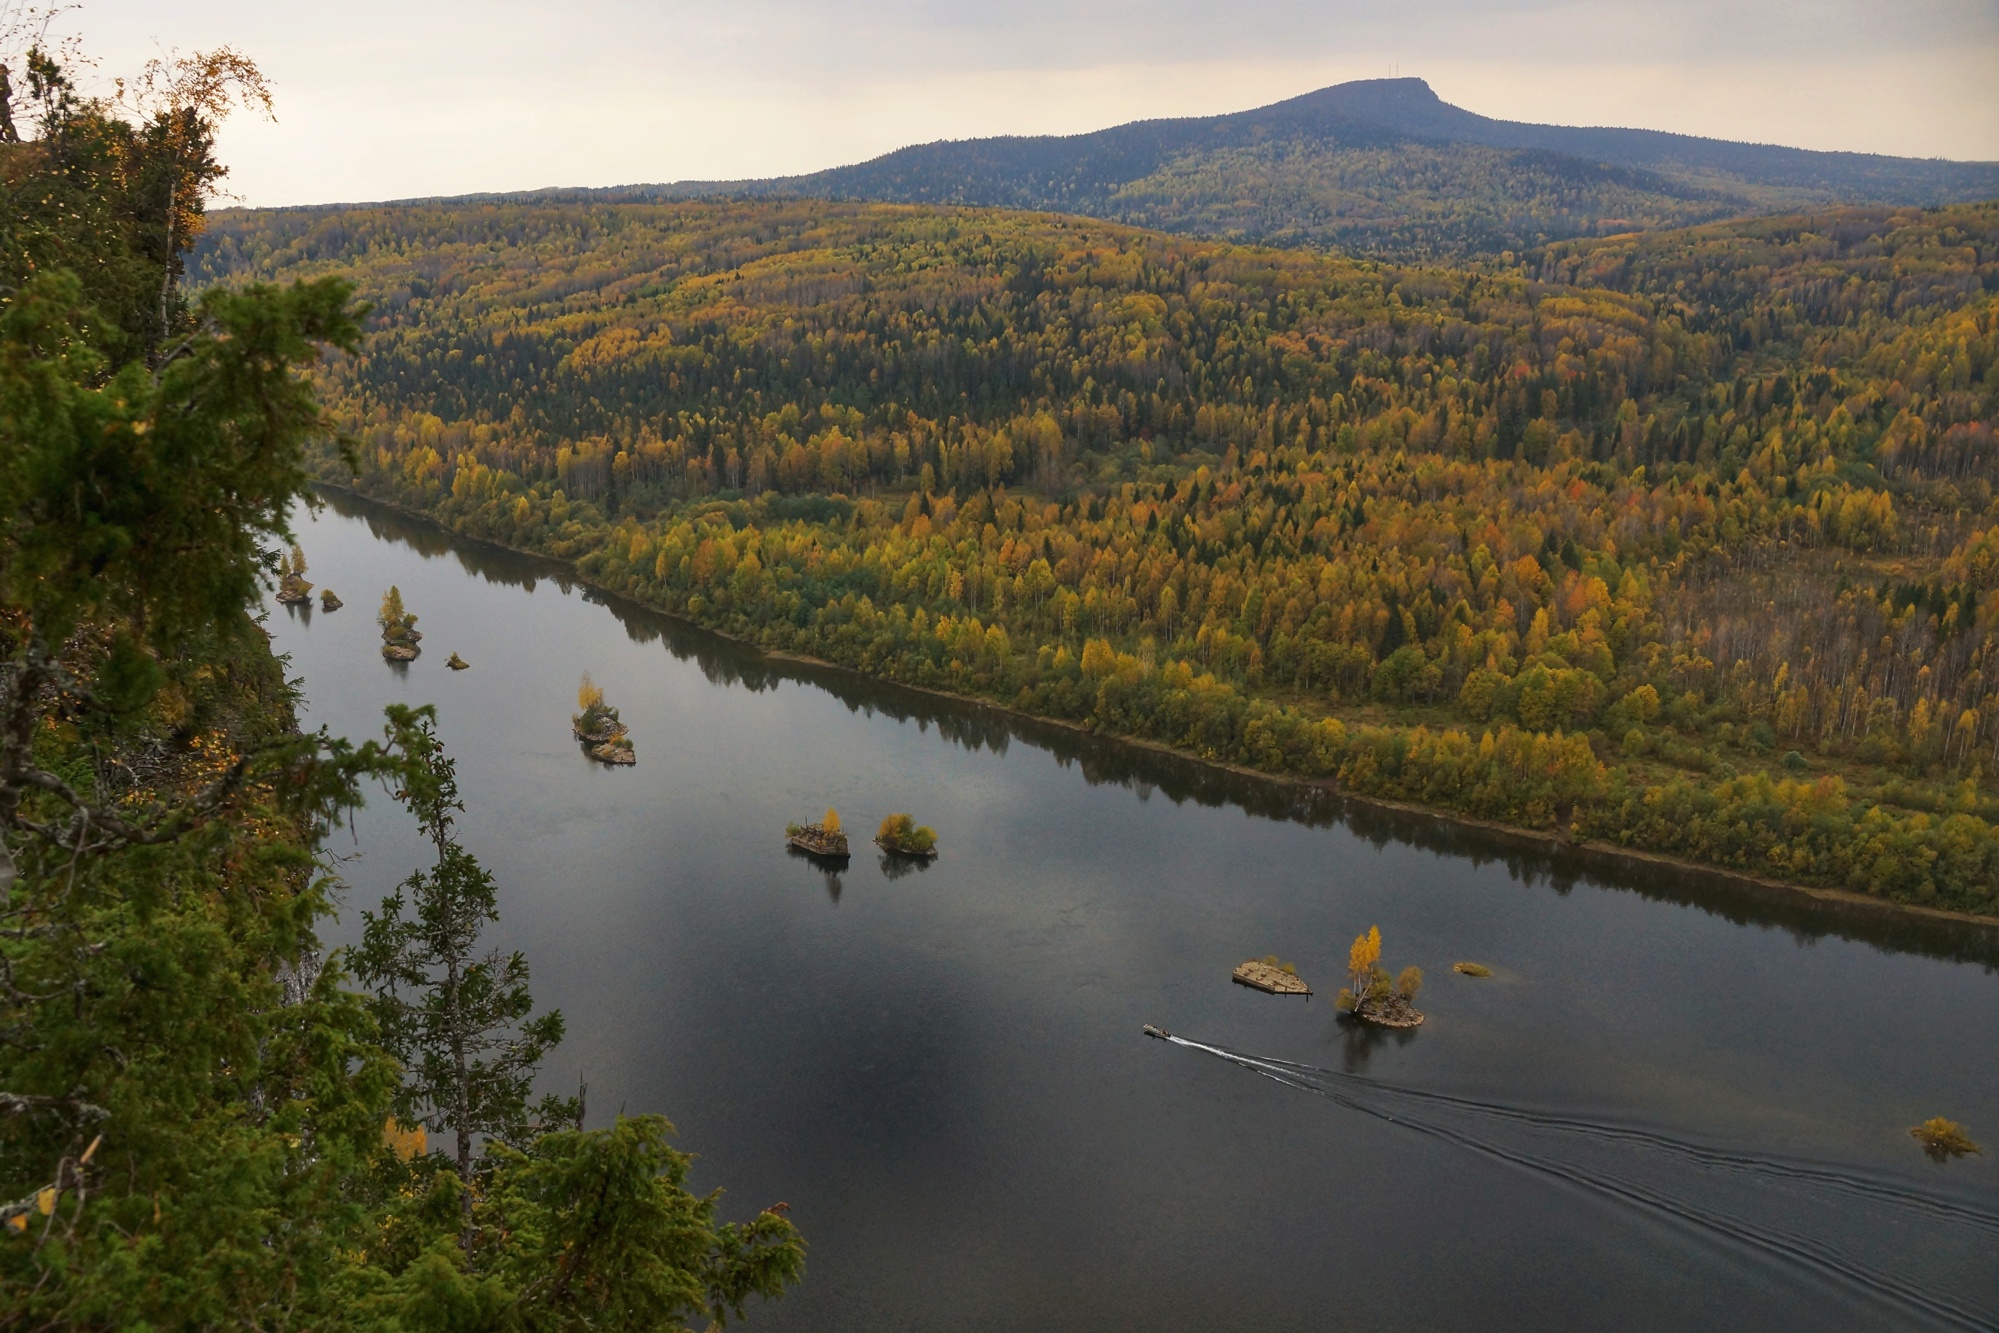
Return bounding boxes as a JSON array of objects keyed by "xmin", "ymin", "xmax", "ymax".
[
  {"xmin": 315, "ymin": 484, "xmax": 1999, "ymax": 970},
  {"xmin": 877, "ymin": 852, "xmax": 933, "ymax": 882},
  {"xmin": 1335, "ymin": 1018, "xmax": 1422, "ymax": 1075},
  {"xmin": 783, "ymin": 845, "xmax": 847, "ymax": 902}
]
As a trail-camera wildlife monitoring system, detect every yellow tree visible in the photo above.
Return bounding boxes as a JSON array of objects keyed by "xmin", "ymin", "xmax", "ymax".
[
  {"xmin": 577, "ymin": 671, "xmax": 604, "ymax": 712},
  {"xmin": 379, "ymin": 585, "xmax": 408, "ymax": 635},
  {"xmin": 1345, "ymin": 926, "xmax": 1381, "ymax": 1006},
  {"xmin": 822, "ymin": 808, "xmax": 841, "ymax": 833}
]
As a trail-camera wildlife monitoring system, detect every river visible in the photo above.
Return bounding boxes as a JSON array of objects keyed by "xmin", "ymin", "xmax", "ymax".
[{"xmin": 269, "ymin": 489, "xmax": 1999, "ymax": 1331}]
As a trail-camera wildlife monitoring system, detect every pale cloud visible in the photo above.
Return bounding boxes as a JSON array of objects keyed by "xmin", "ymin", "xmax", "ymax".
[{"xmin": 54, "ymin": 0, "xmax": 1999, "ymax": 206}]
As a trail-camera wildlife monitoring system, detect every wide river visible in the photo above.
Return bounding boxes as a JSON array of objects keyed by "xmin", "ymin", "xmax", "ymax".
[{"xmin": 273, "ymin": 490, "xmax": 1999, "ymax": 1331}]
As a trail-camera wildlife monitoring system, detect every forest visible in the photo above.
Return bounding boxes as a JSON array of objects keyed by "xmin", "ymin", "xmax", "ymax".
[
  {"xmin": 0, "ymin": 44, "xmax": 801, "ymax": 1329},
  {"xmin": 190, "ymin": 194, "xmax": 1999, "ymax": 914}
]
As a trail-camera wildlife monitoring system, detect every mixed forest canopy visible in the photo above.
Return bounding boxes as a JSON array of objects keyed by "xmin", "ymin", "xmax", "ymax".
[
  {"xmin": 193, "ymin": 195, "xmax": 1999, "ymax": 915},
  {"xmin": 611, "ymin": 78, "xmax": 1999, "ymax": 260},
  {"xmin": 0, "ymin": 40, "xmax": 801, "ymax": 1329}
]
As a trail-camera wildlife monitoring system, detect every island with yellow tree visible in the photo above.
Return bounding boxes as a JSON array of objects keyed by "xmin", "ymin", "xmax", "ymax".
[
  {"xmin": 1336, "ymin": 927, "xmax": 1424, "ymax": 1028},
  {"xmin": 378, "ymin": 585, "xmax": 421, "ymax": 660},
  {"xmin": 788, "ymin": 808, "xmax": 850, "ymax": 860},
  {"xmin": 274, "ymin": 544, "xmax": 314, "ymax": 605},
  {"xmin": 572, "ymin": 672, "xmax": 635, "ymax": 765},
  {"xmin": 874, "ymin": 813, "xmax": 938, "ymax": 859}
]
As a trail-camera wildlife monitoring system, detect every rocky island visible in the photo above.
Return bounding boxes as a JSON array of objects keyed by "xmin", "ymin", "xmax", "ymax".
[
  {"xmin": 274, "ymin": 545, "xmax": 314, "ymax": 605},
  {"xmin": 788, "ymin": 809, "xmax": 850, "ymax": 860},
  {"xmin": 447, "ymin": 652, "xmax": 470, "ymax": 671},
  {"xmin": 572, "ymin": 672, "xmax": 634, "ymax": 764},
  {"xmin": 874, "ymin": 813, "xmax": 937, "ymax": 859},
  {"xmin": 1911, "ymin": 1117, "xmax": 1981, "ymax": 1162},
  {"xmin": 1337, "ymin": 927, "xmax": 1425, "ymax": 1028},
  {"xmin": 378, "ymin": 585, "xmax": 421, "ymax": 661},
  {"xmin": 1233, "ymin": 957, "xmax": 1310, "ymax": 995},
  {"xmin": 319, "ymin": 589, "xmax": 342, "ymax": 611}
]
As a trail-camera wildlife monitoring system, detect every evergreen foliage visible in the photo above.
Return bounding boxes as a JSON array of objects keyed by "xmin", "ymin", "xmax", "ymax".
[
  {"xmin": 354, "ymin": 704, "xmax": 573, "ymax": 1190},
  {"xmin": 0, "ymin": 40, "xmax": 803, "ymax": 1328}
]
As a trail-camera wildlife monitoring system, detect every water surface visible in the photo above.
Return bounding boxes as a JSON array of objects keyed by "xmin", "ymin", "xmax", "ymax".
[{"xmin": 273, "ymin": 490, "xmax": 1999, "ymax": 1331}]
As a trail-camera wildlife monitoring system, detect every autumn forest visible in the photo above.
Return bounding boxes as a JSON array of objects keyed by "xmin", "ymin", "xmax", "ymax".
[{"xmin": 195, "ymin": 196, "xmax": 1999, "ymax": 914}]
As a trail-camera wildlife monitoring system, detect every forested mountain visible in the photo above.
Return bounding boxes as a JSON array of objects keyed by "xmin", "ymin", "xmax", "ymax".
[
  {"xmin": 623, "ymin": 78, "xmax": 1999, "ymax": 259},
  {"xmin": 194, "ymin": 196, "xmax": 1999, "ymax": 914}
]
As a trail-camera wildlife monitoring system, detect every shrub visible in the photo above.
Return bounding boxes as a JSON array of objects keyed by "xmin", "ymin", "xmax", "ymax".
[
  {"xmin": 1911, "ymin": 1117, "xmax": 1980, "ymax": 1161},
  {"xmin": 876, "ymin": 812, "xmax": 936, "ymax": 853}
]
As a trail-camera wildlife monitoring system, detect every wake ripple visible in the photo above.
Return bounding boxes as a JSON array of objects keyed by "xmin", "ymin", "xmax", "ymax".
[{"xmin": 1157, "ymin": 1032, "xmax": 1997, "ymax": 1331}]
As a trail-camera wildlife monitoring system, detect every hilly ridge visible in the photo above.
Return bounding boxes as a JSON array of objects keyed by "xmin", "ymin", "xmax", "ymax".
[{"xmin": 625, "ymin": 78, "xmax": 1999, "ymax": 259}]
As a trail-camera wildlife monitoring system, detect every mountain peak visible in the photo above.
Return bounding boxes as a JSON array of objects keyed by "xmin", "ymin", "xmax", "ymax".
[{"xmin": 629, "ymin": 73, "xmax": 1998, "ymax": 261}]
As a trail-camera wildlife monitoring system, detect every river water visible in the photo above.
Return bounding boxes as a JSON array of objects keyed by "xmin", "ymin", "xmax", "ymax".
[{"xmin": 271, "ymin": 489, "xmax": 1999, "ymax": 1331}]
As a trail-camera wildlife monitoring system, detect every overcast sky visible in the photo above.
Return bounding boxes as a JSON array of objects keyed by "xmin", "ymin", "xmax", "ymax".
[{"xmin": 49, "ymin": 0, "xmax": 1999, "ymax": 206}]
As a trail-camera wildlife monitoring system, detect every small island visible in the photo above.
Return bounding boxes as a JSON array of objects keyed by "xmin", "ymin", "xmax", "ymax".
[
  {"xmin": 275, "ymin": 544, "xmax": 314, "ymax": 605},
  {"xmin": 1452, "ymin": 962, "xmax": 1492, "ymax": 978},
  {"xmin": 319, "ymin": 589, "xmax": 342, "ymax": 611},
  {"xmin": 1337, "ymin": 927, "xmax": 1425, "ymax": 1028},
  {"xmin": 1911, "ymin": 1117, "xmax": 1980, "ymax": 1162},
  {"xmin": 379, "ymin": 585, "xmax": 422, "ymax": 661},
  {"xmin": 787, "ymin": 808, "xmax": 850, "ymax": 860},
  {"xmin": 447, "ymin": 652, "xmax": 470, "ymax": 671},
  {"xmin": 572, "ymin": 672, "xmax": 634, "ymax": 765},
  {"xmin": 874, "ymin": 813, "xmax": 938, "ymax": 859},
  {"xmin": 1233, "ymin": 956, "xmax": 1310, "ymax": 995}
]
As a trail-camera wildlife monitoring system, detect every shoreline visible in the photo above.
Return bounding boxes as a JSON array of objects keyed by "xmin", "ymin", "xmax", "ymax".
[{"xmin": 308, "ymin": 479, "xmax": 1999, "ymax": 935}]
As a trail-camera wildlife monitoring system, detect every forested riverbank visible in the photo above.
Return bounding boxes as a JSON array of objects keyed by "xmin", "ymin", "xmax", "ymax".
[
  {"xmin": 197, "ymin": 198, "xmax": 1999, "ymax": 913},
  {"xmin": 0, "ymin": 44, "xmax": 802, "ymax": 1327}
]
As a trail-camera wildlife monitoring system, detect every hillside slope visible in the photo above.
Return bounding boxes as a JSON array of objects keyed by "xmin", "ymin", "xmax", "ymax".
[
  {"xmin": 633, "ymin": 78, "xmax": 1999, "ymax": 258},
  {"xmin": 194, "ymin": 197, "xmax": 1999, "ymax": 912}
]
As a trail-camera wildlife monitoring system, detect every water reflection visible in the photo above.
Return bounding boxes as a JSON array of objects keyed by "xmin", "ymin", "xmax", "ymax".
[
  {"xmin": 784, "ymin": 846, "xmax": 847, "ymax": 902},
  {"xmin": 316, "ymin": 484, "xmax": 1999, "ymax": 972},
  {"xmin": 877, "ymin": 853, "xmax": 932, "ymax": 882},
  {"xmin": 1336, "ymin": 1019, "xmax": 1421, "ymax": 1074},
  {"xmin": 292, "ymin": 484, "xmax": 1999, "ymax": 1332}
]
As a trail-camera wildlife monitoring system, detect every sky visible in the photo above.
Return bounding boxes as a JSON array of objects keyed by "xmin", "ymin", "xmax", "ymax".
[{"xmin": 43, "ymin": 0, "xmax": 1999, "ymax": 207}]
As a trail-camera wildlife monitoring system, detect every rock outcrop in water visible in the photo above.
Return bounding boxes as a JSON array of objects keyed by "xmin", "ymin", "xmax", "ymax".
[
  {"xmin": 788, "ymin": 809, "xmax": 849, "ymax": 859},
  {"xmin": 1911, "ymin": 1117, "xmax": 1980, "ymax": 1161},
  {"xmin": 572, "ymin": 671, "xmax": 634, "ymax": 764},
  {"xmin": 1232, "ymin": 957, "xmax": 1310, "ymax": 994},
  {"xmin": 1337, "ymin": 926, "xmax": 1425, "ymax": 1028},
  {"xmin": 275, "ymin": 544, "xmax": 314, "ymax": 605},
  {"xmin": 447, "ymin": 652, "xmax": 470, "ymax": 671},
  {"xmin": 319, "ymin": 589, "xmax": 342, "ymax": 611},
  {"xmin": 874, "ymin": 813, "xmax": 937, "ymax": 859},
  {"xmin": 379, "ymin": 585, "xmax": 421, "ymax": 660}
]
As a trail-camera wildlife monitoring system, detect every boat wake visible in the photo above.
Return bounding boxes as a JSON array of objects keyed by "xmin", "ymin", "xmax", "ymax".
[{"xmin": 1151, "ymin": 1029, "xmax": 1998, "ymax": 1331}]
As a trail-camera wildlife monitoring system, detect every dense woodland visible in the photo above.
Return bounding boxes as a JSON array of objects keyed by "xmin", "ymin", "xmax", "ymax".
[
  {"xmin": 1, "ymin": 47, "xmax": 800, "ymax": 1328},
  {"xmin": 193, "ymin": 195, "xmax": 1999, "ymax": 914}
]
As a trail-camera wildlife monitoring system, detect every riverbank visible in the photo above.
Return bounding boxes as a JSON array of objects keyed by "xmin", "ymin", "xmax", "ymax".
[
  {"xmin": 273, "ymin": 471, "xmax": 1999, "ymax": 1333},
  {"xmin": 307, "ymin": 480, "xmax": 1999, "ymax": 934}
]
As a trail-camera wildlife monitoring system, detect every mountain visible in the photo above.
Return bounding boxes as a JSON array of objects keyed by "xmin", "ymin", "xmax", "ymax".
[{"xmin": 629, "ymin": 78, "xmax": 1999, "ymax": 259}]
